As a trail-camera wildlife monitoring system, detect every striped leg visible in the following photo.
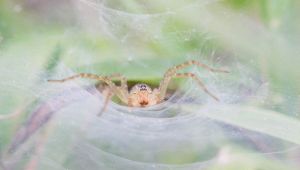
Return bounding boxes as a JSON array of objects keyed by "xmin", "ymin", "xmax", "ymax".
[
  {"xmin": 169, "ymin": 60, "xmax": 229, "ymax": 74},
  {"xmin": 158, "ymin": 60, "xmax": 227, "ymax": 101},
  {"xmin": 98, "ymin": 87, "xmax": 114, "ymax": 116},
  {"xmin": 108, "ymin": 73, "xmax": 129, "ymax": 97},
  {"xmin": 48, "ymin": 73, "xmax": 128, "ymax": 104},
  {"xmin": 175, "ymin": 73, "xmax": 219, "ymax": 101}
]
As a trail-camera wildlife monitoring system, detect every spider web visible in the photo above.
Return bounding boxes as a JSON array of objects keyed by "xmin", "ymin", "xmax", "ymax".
[
  {"xmin": 1, "ymin": 0, "xmax": 300, "ymax": 170},
  {"xmin": 3, "ymin": 62, "xmax": 299, "ymax": 170}
]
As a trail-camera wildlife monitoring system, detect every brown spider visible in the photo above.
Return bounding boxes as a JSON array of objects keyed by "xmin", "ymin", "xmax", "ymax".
[{"xmin": 48, "ymin": 60, "xmax": 228, "ymax": 113}]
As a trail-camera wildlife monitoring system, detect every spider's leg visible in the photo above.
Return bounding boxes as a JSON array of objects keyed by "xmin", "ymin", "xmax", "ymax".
[
  {"xmin": 48, "ymin": 73, "xmax": 128, "ymax": 104},
  {"xmin": 107, "ymin": 73, "xmax": 129, "ymax": 98},
  {"xmin": 95, "ymin": 74, "xmax": 129, "ymax": 116},
  {"xmin": 166, "ymin": 60, "xmax": 229, "ymax": 75},
  {"xmin": 174, "ymin": 73, "xmax": 219, "ymax": 101},
  {"xmin": 158, "ymin": 60, "xmax": 227, "ymax": 101},
  {"xmin": 98, "ymin": 87, "xmax": 114, "ymax": 116},
  {"xmin": 48, "ymin": 73, "xmax": 100, "ymax": 83}
]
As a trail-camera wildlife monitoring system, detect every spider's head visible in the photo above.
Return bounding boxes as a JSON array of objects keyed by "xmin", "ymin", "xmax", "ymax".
[{"xmin": 128, "ymin": 84, "xmax": 159, "ymax": 107}]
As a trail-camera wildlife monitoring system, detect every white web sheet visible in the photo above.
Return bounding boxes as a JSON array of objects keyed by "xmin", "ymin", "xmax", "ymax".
[
  {"xmin": 1, "ymin": 0, "xmax": 300, "ymax": 169},
  {"xmin": 3, "ymin": 62, "xmax": 299, "ymax": 170}
]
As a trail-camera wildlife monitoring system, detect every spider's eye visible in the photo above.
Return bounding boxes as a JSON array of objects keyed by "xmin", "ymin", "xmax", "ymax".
[
  {"xmin": 130, "ymin": 84, "xmax": 151, "ymax": 94},
  {"xmin": 139, "ymin": 84, "xmax": 148, "ymax": 91}
]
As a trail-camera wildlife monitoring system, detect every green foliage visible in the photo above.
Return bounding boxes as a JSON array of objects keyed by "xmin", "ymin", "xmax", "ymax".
[{"xmin": 0, "ymin": 0, "xmax": 299, "ymax": 169}]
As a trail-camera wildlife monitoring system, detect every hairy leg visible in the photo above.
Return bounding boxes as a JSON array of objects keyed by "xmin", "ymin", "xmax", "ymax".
[
  {"xmin": 166, "ymin": 60, "xmax": 229, "ymax": 75},
  {"xmin": 174, "ymin": 73, "xmax": 219, "ymax": 101},
  {"xmin": 48, "ymin": 73, "xmax": 128, "ymax": 104},
  {"xmin": 98, "ymin": 86, "xmax": 114, "ymax": 116},
  {"xmin": 107, "ymin": 73, "xmax": 129, "ymax": 97},
  {"xmin": 158, "ymin": 60, "xmax": 227, "ymax": 101}
]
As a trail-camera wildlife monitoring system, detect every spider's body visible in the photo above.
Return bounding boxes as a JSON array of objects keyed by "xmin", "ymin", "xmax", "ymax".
[
  {"xmin": 48, "ymin": 60, "xmax": 228, "ymax": 114},
  {"xmin": 128, "ymin": 84, "xmax": 159, "ymax": 107}
]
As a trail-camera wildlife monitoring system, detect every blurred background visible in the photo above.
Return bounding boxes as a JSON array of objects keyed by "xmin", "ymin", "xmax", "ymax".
[{"xmin": 0, "ymin": 0, "xmax": 300, "ymax": 169}]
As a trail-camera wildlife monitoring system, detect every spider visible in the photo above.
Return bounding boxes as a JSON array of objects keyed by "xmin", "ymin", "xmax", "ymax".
[{"xmin": 48, "ymin": 60, "xmax": 228, "ymax": 114}]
